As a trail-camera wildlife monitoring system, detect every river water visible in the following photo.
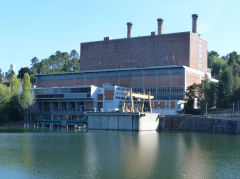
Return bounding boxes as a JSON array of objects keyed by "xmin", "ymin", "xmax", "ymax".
[{"xmin": 0, "ymin": 127, "xmax": 240, "ymax": 179}]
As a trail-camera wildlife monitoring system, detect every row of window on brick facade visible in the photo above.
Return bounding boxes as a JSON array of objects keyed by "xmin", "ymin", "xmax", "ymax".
[{"xmin": 132, "ymin": 87, "xmax": 184, "ymax": 94}]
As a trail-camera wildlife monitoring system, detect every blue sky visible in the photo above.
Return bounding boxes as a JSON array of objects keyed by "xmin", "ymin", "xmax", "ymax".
[{"xmin": 0, "ymin": 0, "xmax": 239, "ymax": 73}]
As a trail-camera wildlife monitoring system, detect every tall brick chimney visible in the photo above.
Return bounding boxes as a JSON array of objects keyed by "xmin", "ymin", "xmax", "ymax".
[
  {"xmin": 157, "ymin": 18, "xmax": 163, "ymax": 35},
  {"xmin": 127, "ymin": 22, "xmax": 132, "ymax": 38},
  {"xmin": 192, "ymin": 14, "xmax": 198, "ymax": 33}
]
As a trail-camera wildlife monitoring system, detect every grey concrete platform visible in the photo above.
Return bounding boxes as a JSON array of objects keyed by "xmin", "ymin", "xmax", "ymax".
[{"xmin": 87, "ymin": 112, "xmax": 160, "ymax": 131}]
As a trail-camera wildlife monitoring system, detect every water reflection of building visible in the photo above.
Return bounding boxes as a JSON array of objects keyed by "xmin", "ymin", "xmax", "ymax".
[
  {"xmin": 177, "ymin": 134, "xmax": 208, "ymax": 178},
  {"xmin": 84, "ymin": 131, "xmax": 160, "ymax": 178},
  {"xmin": 120, "ymin": 132, "xmax": 160, "ymax": 178}
]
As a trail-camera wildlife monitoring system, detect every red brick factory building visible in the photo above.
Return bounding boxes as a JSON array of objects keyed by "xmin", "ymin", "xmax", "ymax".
[{"xmin": 34, "ymin": 14, "xmax": 216, "ymax": 114}]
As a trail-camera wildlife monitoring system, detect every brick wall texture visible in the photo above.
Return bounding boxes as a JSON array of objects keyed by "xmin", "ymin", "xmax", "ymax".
[{"xmin": 80, "ymin": 32, "xmax": 207, "ymax": 73}]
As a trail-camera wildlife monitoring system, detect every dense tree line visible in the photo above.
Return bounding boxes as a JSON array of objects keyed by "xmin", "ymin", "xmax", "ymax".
[
  {"xmin": 0, "ymin": 49, "xmax": 80, "ymax": 83},
  {"xmin": 0, "ymin": 68, "xmax": 15, "ymax": 82},
  {"xmin": 185, "ymin": 51, "xmax": 240, "ymax": 113},
  {"xmin": 31, "ymin": 49, "xmax": 80, "ymax": 75},
  {"xmin": 0, "ymin": 49, "xmax": 80, "ymax": 122},
  {"xmin": 0, "ymin": 74, "xmax": 31, "ymax": 122}
]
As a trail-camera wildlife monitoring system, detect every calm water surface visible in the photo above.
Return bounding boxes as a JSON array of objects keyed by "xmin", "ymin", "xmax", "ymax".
[{"xmin": 0, "ymin": 127, "xmax": 240, "ymax": 179}]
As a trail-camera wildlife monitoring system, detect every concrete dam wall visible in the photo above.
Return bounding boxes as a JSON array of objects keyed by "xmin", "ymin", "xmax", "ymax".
[
  {"xmin": 88, "ymin": 113, "xmax": 240, "ymax": 134},
  {"xmin": 158, "ymin": 115, "xmax": 240, "ymax": 134},
  {"xmin": 35, "ymin": 111, "xmax": 240, "ymax": 134}
]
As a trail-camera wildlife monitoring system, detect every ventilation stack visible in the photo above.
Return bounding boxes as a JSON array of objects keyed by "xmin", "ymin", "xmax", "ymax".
[
  {"xmin": 127, "ymin": 22, "xmax": 132, "ymax": 38},
  {"xmin": 157, "ymin": 18, "xmax": 163, "ymax": 35},
  {"xmin": 192, "ymin": 14, "xmax": 198, "ymax": 33}
]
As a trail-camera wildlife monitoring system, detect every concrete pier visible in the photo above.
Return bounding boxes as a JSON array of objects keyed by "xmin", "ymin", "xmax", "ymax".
[{"xmin": 87, "ymin": 112, "xmax": 159, "ymax": 131}]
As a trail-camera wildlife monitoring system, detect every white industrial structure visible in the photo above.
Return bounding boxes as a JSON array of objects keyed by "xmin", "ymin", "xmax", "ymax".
[{"xmin": 10, "ymin": 64, "xmax": 15, "ymax": 73}]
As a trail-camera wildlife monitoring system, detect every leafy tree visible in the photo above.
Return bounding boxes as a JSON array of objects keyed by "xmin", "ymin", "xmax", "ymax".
[
  {"xmin": 31, "ymin": 60, "xmax": 42, "ymax": 74},
  {"xmin": 70, "ymin": 49, "xmax": 79, "ymax": 59},
  {"xmin": 17, "ymin": 67, "xmax": 32, "ymax": 79},
  {"xmin": 7, "ymin": 95, "xmax": 22, "ymax": 121},
  {"xmin": 216, "ymin": 68, "xmax": 233, "ymax": 108},
  {"xmin": 10, "ymin": 76, "xmax": 20, "ymax": 97},
  {"xmin": 0, "ymin": 68, "xmax": 4, "ymax": 83},
  {"xmin": 197, "ymin": 76, "xmax": 210, "ymax": 108},
  {"xmin": 176, "ymin": 51, "xmax": 240, "ymax": 112},
  {"xmin": 70, "ymin": 50, "xmax": 80, "ymax": 71},
  {"xmin": 233, "ymin": 75, "xmax": 240, "ymax": 92},
  {"xmin": 185, "ymin": 77, "xmax": 218, "ymax": 113},
  {"xmin": 5, "ymin": 70, "xmax": 15, "ymax": 81},
  {"xmin": 225, "ymin": 51, "xmax": 240, "ymax": 65},
  {"xmin": 0, "ymin": 75, "xmax": 22, "ymax": 122},
  {"xmin": 221, "ymin": 67, "xmax": 233, "ymax": 95},
  {"xmin": 20, "ymin": 73, "xmax": 32, "ymax": 109},
  {"xmin": 31, "ymin": 57, "xmax": 39, "ymax": 67},
  {"xmin": 20, "ymin": 73, "xmax": 32, "ymax": 121},
  {"xmin": 71, "ymin": 58, "xmax": 80, "ymax": 72},
  {"xmin": 0, "ymin": 84, "xmax": 10, "ymax": 109},
  {"xmin": 208, "ymin": 50, "xmax": 219, "ymax": 58},
  {"xmin": 208, "ymin": 55, "xmax": 227, "ymax": 78},
  {"xmin": 38, "ymin": 60, "xmax": 48, "ymax": 74},
  {"xmin": 0, "ymin": 84, "xmax": 11, "ymax": 122},
  {"xmin": 9, "ymin": 76, "xmax": 21, "ymax": 121},
  {"xmin": 207, "ymin": 82, "xmax": 218, "ymax": 108},
  {"xmin": 233, "ymin": 88, "xmax": 240, "ymax": 102},
  {"xmin": 216, "ymin": 81, "xmax": 228, "ymax": 108},
  {"xmin": 31, "ymin": 49, "xmax": 80, "ymax": 74},
  {"xmin": 184, "ymin": 83, "xmax": 199, "ymax": 114}
]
